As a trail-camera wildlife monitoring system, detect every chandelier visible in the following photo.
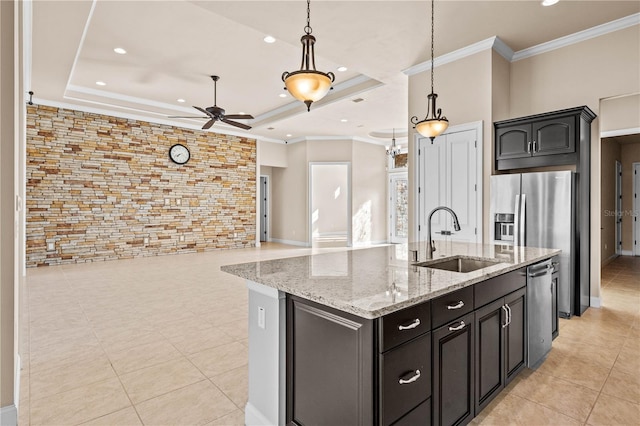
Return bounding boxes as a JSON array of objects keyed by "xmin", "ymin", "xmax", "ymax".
[
  {"xmin": 410, "ymin": 0, "xmax": 449, "ymax": 143},
  {"xmin": 282, "ymin": 0, "xmax": 335, "ymax": 112},
  {"xmin": 386, "ymin": 128, "xmax": 402, "ymax": 158}
]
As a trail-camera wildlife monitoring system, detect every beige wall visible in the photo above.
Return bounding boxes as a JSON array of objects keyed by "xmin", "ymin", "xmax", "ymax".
[
  {"xmin": 270, "ymin": 139, "xmax": 387, "ymax": 246},
  {"xmin": 1, "ymin": 0, "xmax": 16, "ymax": 414},
  {"xmin": 600, "ymin": 138, "xmax": 621, "ymax": 263},
  {"xmin": 621, "ymin": 141, "xmax": 640, "ymax": 252},
  {"xmin": 259, "ymin": 140, "xmax": 287, "ymax": 168},
  {"xmin": 600, "ymin": 94, "xmax": 640, "ymax": 133}
]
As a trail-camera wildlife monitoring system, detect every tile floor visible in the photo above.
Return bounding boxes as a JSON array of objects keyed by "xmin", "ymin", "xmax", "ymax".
[{"xmin": 17, "ymin": 246, "xmax": 640, "ymax": 425}]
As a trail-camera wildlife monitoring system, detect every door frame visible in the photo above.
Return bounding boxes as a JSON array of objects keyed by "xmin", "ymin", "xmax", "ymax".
[
  {"xmin": 412, "ymin": 121, "xmax": 483, "ymax": 244},
  {"xmin": 308, "ymin": 162, "xmax": 352, "ymax": 247},
  {"xmin": 634, "ymin": 162, "xmax": 640, "ymax": 256},
  {"xmin": 389, "ymin": 171, "xmax": 409, "ymax": 244}
]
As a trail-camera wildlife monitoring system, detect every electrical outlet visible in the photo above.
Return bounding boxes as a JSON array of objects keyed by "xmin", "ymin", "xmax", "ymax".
[
  {"xmin": 143, "ymin": 237, "xmax": 149, "ymax": 245},
  {"xmin": 258, "ymin": 307, "xmax": 266, "ymax": 329}
]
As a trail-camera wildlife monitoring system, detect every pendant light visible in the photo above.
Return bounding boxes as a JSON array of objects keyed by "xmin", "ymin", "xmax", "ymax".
[
  {"xmin": 410, "ymin": 0, "xmax": 449, "ymax": 143},
  {"xmin": 386, "ymin": 128, "xmax": 402, "ymax": 158},
  {"xmin": 282, "ymin": 0, "xmax": 335, "ymax": 112}
]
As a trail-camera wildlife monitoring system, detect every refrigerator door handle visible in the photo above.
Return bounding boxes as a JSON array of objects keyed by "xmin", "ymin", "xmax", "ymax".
[
  {"xmin": 514, "ymin": 195, "xmax": 521, "ymax": 246},
  {"xmin": 519, "ymin": 194, "xmax": 526, "ymax": 247}
]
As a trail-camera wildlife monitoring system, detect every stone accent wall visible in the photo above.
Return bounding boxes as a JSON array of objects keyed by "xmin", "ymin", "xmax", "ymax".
[{"xmin": 26, "ymin": 105, "xmax": 256, "ymax": 267}]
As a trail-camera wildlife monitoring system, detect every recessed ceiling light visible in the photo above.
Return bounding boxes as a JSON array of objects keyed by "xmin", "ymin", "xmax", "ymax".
[
  {"xmin": 95, "ymin": 81, "xmax": 106, "ymax": 86},
  {"xmin": 337, "ymin": 66, "xmax": 348, "ymax": 72},
  {"xmin": 264, "ymin": 35, "xmax": 276, "ymax": 43},
  {"xmin": 341, "ymin": 119, "xmax": 348, "ymax": 123},
  {"xmin": 177, "ymin": 98, "xmax": 186, "ymax": 103},
  {"xmin": 279, "ymin": 93, "xmax": 287, "ymax": 98},
  {"xmin": 541, "ymin": 0, "xmax": 559, "ymax": 6},
  {"xmin": 113, "ymin": 47, "xmax": 127, "ymax": 55},
  {"xmin": 286, "ymin": 134, "xmax": 292, "ymax": 137}
]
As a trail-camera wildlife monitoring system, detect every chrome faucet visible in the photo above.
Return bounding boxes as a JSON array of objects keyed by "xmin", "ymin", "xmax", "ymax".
[{"xmin": 426, "ymin": 206, "xmax": 461, "ymax": 260}]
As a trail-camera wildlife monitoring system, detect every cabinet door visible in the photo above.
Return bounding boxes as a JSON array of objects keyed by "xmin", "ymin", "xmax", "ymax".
[
  {"xmin": 432, "ymin": 312, "xmax": 474, "ymax": 426},
  {"xmin": 495, "ymin": 124, "xmax": 531, "ymax": 160},
  {"xmin": 504, "ymin": 288, "xmax": 526, "ymax": 384},
  {"xmin": 532, "ymin": 116, "xmax": 575, "ymax": 156},
  {"xmin": 474, "ymin": 299, "xmax": 505, "ymax": 414}
]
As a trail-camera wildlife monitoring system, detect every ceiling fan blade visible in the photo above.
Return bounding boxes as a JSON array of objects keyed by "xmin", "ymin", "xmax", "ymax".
[
  {"xmin": 202, "ymin": 119, "xmax": 216, "ymax": 130},
  {"xmin": 168, "ymin": 116, "xmax": 208, "ymax": 119},
  {"xmin": 224, "ymin": 114, "xmax": 254, "ymax": 120},
  {"xmin": 194, "ymin": 106, "xmax": 214, "ymax": 118},
  {"xmin": 221, "ymin": 118, "xmax": 251, "ymax": 130}
]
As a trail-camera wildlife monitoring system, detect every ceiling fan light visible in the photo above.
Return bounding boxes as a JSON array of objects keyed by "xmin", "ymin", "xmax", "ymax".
[{"xmin": 415, "ymin": 118, "xmax": 449, "ymax": 139}]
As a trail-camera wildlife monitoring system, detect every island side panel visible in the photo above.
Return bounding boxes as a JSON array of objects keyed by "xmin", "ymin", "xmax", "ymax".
[
  {"xmin": 246, "ymin": 280, "xmax": 286, "ymax": 426},
  {"xmin": 287, "ymin": 295, "xmax": 374, "ymax": 426}
]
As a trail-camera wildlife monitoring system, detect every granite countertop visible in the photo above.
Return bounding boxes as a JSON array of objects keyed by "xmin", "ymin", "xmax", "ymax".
[{"xmin": 221, "ymin": 241, "xmax": 560, "ymax": 319}]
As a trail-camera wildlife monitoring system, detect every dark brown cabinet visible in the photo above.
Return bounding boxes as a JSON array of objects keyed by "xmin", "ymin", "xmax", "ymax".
[
  {"xmin": 432, "ymin": 312, "xmax": 475, "ymax": 426},
  {"xmin": 494, "ymin": 106, "xmax": 595, "ymax": 171}
]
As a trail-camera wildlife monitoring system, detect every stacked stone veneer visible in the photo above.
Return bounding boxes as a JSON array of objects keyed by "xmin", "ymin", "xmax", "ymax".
[{"xmin": 26, "ymin": 105, "xmax": 256, "ymax": 267}]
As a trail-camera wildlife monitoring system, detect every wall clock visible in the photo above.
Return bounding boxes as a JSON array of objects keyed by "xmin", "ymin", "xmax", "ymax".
[{"xmin": 169, "ymin": 143, "xmax": 190, "ymax": 165}]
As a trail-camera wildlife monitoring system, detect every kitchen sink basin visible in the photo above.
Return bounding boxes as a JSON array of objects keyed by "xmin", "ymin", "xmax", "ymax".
[{"xmin": 415, "ymin": 256, "xmax": 502, "ymax": 273}]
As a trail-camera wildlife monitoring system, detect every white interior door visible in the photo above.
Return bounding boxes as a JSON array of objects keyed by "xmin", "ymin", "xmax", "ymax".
[
  {"xmin": 416, "ymin": 123, "xmax": 481, "ymax": 244},
  {"xmin": 615, "ymin": 161, "xmax": 622, "ymax": 255},
  {"xmin": 389, "ymin": 173, "xmax": 408, "ymax": 243}
]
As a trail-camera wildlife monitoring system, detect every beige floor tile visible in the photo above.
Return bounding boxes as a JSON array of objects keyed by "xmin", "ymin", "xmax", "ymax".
[
  {"xmin": 476, "ymin": 393, "xmax": 581, "ymax": 425},
  {"xmin": 188, "ymin": 342, "xmax": 248, "ymax": 379},
  {"xmin": 80, "ymin": 406, "xmax": 143, "ymax": 426},
  {"xmin": 615, "ymin": 340, "xmax": 640, "ymax": 375},
  {"xmin": 217, "ymin": 321, "xmax": 248, "ymax": 341},
  {"xmin": 559, "ymin": 319, "xmax": 628, "ymax": 349},
  {"xmin": 587, "ymin": 393, "xmax": 640, "ymax": 426},
  {"xmin": 601, "ymin": 364, "xmax": 640, "ymax": 404},
  {"xmin": 108, "ymin": 339, "xmax": 183, "ymax": 375},
  {"xmin": 30, "ymin": 356, "xmax": 117, "ymax": 400},
  {"xmin": 509, "ymin": 370, "xmax": 598, "ymax": 422},
  {"xmin": 30, "ymin": 378, "xmax": 131, "ymax": 426},
  {"xmin": 135, "ymin": 380, "xmax": 237, "ymax": 426},
  {"xmin": 119, "ymin": 357, "xmax": 205, "ymax": 404},
  {"xmin": 535, "ymin": 350, "xmax": 611, "ymax": 391},
  {"xmin": 164, "ymin": 323, "xmax": 236, "ymax": 355},
  {"xmin": 550, "ymin": 336, "xmax": 620, "ymax": 369},
  {"xmin": 29, "ymin": 338, "xmax": 106, "ymax": 373},
  {"xmin": 211, "ymin": 365, "xmax": 248, "ymax": 409},
  {"xmin": 207, "ymin": 409, "xmax": 245, "ymax": 426}
]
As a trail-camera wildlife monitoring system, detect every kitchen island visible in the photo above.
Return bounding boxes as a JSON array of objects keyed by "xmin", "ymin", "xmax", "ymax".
[{"xmin": 221, "ymin": 241, "xmax": 560, "ymax": 426}]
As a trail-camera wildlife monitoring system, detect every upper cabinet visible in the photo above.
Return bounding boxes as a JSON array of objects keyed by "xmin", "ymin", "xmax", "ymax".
[{"xmin": 494, "ymin": 106, "xmax": 595, "ymax": 171}]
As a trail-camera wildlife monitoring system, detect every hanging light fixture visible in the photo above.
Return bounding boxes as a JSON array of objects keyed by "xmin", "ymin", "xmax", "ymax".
[
  {"xmin": 282, "ymin": 0, "xmax": 335, "ymax": 112},
  {"xmin": 410, "ymin": 0, "xmax": 449, "ymax": 143},
  {"xmin": 386, "ymin": 128, "xmax": 402, "ymax": 158}
]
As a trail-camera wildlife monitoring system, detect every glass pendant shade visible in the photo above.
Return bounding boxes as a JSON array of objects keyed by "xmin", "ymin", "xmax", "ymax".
[
  {"xmin": 415, "ymin": 117, "xmax": 449, "ymax": 139},
  {"xmin": 283, "ymin": 70, "xmax": 333, "ymax": 104}
]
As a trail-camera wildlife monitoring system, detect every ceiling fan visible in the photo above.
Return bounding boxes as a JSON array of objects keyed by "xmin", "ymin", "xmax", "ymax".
[{"xmin": 169, "ymin": 75, "xmax": 254, "ymax": 130}]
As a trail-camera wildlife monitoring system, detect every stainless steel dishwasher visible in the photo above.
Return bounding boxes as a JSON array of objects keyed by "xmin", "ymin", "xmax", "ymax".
[{"xmin": 526, "ymin": 259, "xmax": 553, "ymax": 369}]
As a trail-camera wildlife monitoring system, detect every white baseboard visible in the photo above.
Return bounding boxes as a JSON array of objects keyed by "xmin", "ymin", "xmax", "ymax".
[
  {"xmin": 245, "ymin": 402, "xmax": 276, "ymax": 426},
  {"xmin": 14, "ymin": 355, "xmax": 20, "ymax": 411},
  {"xmin": 0, "ymin": 404, "xmax": 17, "ymax": 426},
  {"xmin": 590, "ymin": 297, "xmax": 602, "ymax": 308},
  {"xmin": 269, "ymin": 238, "xmax": 310, "ymax": 247},
  {"xmin": 353, "ymin": 240, "xmax": 389, "ymax": 247},
  {"xmin": 621, "ymin": 250, "xmax": 634, "ymax": 256}
]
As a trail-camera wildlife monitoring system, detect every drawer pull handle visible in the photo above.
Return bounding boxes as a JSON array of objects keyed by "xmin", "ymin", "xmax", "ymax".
[
  {"xmin": 502, "ymin": 305, "xmax": 509, "ymax": 328},
  {"xmin": 448, "ymin": 320, "xmax": 466, "ymax": 331},
  {"xmin": 398, "ymin": 319, "xmax": 421, "ymax": 331},
  {"xmin": 398, "ymin": 369, "xmax": 421, "ymax": 385},
  {"xmin": 447, "ymin": 301, "xmax": 465, "ymax": 310}
]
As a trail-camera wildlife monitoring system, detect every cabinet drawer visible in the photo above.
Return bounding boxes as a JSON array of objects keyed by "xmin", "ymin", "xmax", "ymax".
[
  {"xmin": 474, "ymin": 268, "xmax": 526, "ymax": 309},
  {"xmin": 380, "ymin": 333, "xmax": 431, "ymax": 426},
  {"xmin": 392, "ymin": 398, "xmax": 431, "ymax": 426},
  {"xmin": 432, "ymin": 286, "xmax": 473, "ymax": 329},
  {"xmin": 379, "ymin": 301, "xmax": 431, "ymax": 352}
]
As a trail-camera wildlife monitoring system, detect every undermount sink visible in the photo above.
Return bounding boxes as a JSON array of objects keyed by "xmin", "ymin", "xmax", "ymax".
[{"xmin": 415, "ymin": 256, "xmax": 502, "ymax": 273}]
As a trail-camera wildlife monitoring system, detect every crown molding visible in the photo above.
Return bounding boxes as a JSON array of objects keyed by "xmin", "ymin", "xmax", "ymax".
[
  {"xmin": 403, "ymin": 13, "xmax": 639, "ymax": 75},
  {"xmin": 282, "ymin": 135, "xmax": 385, "ymax": 146},
  {"xmin": 512, "ymin": 13, "xmax": 640, "ymax": 62},
  {"xmin": 600, "ymin": 127, "xmax": 640, "ymax": 138}
]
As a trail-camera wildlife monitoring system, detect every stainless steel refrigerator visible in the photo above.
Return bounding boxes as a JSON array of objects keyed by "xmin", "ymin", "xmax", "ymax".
[{"xmin": 490, "ymin": 171, "xmax": 584, "ymax": 318}]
